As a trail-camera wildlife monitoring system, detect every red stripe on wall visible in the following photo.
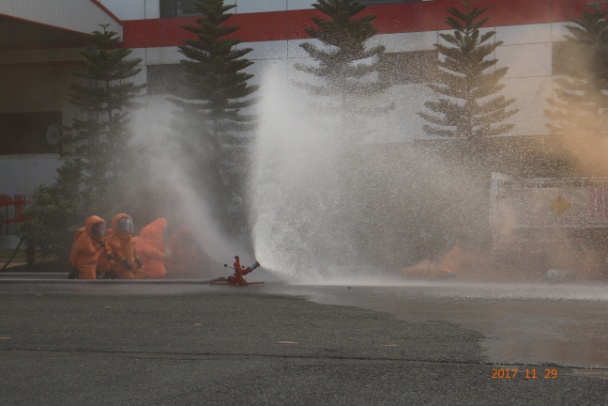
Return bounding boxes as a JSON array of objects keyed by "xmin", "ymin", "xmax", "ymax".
[
  {"xmin": 552, "ymin": 0, "xmax": 590, "ymax": 21},
  {"xmin": 236, "ymin": 11, "xmax": 288, "ymax": 41},
  {"xmin": 369, "ymin": 2, "xmax": 439, "ymax": 33},
  {"xmin": 284, "ymin": 9, "xmax": 322, "ymax": 39},
  {"xmin": 122, "ymin": 0, "xmax": 591, "ymax": 49}
]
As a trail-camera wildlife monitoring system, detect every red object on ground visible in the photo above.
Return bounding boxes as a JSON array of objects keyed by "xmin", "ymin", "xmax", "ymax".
[{"xmin": 210, "ymin": 257, "xmax": 263, "ymax": 287}]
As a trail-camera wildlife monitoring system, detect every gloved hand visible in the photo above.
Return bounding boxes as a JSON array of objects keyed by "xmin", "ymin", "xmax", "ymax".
[
  {"xmin": 106, "ymin": 253, "xmax": 115, "ymax": 260},
  {"xmin": 120, "ymin": 258, "xmax": 133, "ymax": 270},
  {"xmin": 135, "ymin": 258, "xmax": 143, "ymax": 269}
]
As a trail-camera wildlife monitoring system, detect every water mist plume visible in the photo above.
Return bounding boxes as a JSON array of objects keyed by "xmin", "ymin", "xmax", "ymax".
[
  {"xmin": 249, "ymin": 64, "xmax": 489, "ymax": 284},
  {"xmin": 131, "ymin": 97, "xmax": 247, "ymax": 267}
]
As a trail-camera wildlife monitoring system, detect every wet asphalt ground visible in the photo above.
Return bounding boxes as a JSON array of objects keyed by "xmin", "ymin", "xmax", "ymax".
[{"xmin": 0, "ymin": 278, "xmax": 607, "ymax": 405}]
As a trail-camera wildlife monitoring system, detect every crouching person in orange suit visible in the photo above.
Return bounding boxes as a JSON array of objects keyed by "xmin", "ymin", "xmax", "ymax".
[
  {"xmin": 97, "ymin": 213, "xmax": 142, "ymax": 279},
  {"xmin": 68, "ymin": 215, "xmax": 107, "ymax": 279},
  {"xmin": 133, "ymin": 217, "xmax": 170, "ymax": 279}
]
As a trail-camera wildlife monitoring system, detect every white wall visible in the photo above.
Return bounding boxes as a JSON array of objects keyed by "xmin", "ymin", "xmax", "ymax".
[
  {"xmin": 97, "ymin": 0, "xmax": 318, "ymax": 21},
  {"xmin": 95, "ymin": 0, "xmax": 325, "ymax": 20},
  {"xmin": 138, "ymin": 21, "xmax": 558, "ymax": 140},
  {"xmin": 99, "ymin": 0, "xmax": 158, "ymax": 20},
  {"xmin": 0, "ymin": 155, "xmax": 63, "ymax": 197},
  {"xmin": 1, "ymin": 0, "xmax": 121, "ymax": 35}
]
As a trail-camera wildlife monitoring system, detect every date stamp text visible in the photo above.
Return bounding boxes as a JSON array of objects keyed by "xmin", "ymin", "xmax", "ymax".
[{"xmin": 491, "ymin": 367, "xmax": 559, "ymax": 379}]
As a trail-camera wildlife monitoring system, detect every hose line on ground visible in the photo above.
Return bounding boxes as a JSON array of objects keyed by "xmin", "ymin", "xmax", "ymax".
[{"xmin": 1, "ymin": 238, "xmax": 24, "ymax": 272}]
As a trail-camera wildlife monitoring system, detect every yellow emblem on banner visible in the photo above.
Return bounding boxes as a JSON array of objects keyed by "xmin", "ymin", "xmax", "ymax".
[{"xmin": 551, "ymin": 195, "xmax": 571, "ymax": 215}]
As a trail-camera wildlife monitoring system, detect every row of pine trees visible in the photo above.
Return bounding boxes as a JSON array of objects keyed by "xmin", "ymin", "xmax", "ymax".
[{"xmin": 19, "ymin": 0, "xmax": 608, "ymax": 261}]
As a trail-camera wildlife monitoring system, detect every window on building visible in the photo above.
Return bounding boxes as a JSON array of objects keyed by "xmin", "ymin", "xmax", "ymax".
[
  {"xmin": 360, "ymin": 0, "xmax": 434, "ymax": 4},
  {"xmin": 160, "ymin": 0, "xmax": 201, "ymax": 18},
  {"xmin": 160, "ymin": 0, "xmax": 434, "ymax": 17},
  {"xmin": 378, "ymin": 50, "xmax": 438, "ymax": 85}
]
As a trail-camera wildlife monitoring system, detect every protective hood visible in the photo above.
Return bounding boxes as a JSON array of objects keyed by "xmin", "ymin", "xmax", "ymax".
[
  {"xmin": 112, "ymin": 213, "xmax": 134, "ymax": 235},
  {"xmin": 85, "ymin": 215, "xmax": 106, "ymax": 242},
  {"xmin": 139, "ymin": 218, "xmax": 168, "ymax": 243}
]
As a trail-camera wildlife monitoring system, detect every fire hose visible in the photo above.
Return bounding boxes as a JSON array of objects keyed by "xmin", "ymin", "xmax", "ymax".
[{"xmin": 0, "ymin": 238, "xmax": 24, "ymax": 272}]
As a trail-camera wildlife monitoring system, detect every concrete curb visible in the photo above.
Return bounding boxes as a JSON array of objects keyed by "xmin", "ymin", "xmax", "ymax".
[{"xmin": 0, "ymin": 277, "xmax": 226, "ymax": 284}]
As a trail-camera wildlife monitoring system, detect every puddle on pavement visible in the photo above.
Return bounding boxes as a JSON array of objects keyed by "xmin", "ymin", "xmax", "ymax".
[{"xmin": 269, "ymin": 282, "xmax": 608, "ymax": 369}]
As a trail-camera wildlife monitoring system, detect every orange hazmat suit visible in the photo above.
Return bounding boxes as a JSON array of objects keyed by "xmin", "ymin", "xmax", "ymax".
[
  {"xmin": 133, "ymin": 217, "xmax": 169, "ymax": 279},
  {"xmin": 68, "ymin": 215, "xmax": 107, "ymax": 279},
  {"xmin": 97, "ymin": 213, "xmax": 141, "ymax": 279},
  {"xmin": 166, "ymin": 225, "xmax": 202, "ymax": 278}
]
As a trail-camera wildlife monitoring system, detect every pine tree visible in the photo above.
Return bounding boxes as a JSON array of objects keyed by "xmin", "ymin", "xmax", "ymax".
[
  {"xmin": 172, "ymin": 0, "xmax": 258, "ymax": 235},
  {"xmin": 546, "ymin": 2, "xmax": 608, "ymax": 140},
  {"xmin": 285, "ymin": 0, "xmax": 393, "ymax": 266},
  {"xmin": 418, "ymin": 0, "xmax": 517, "ymax": 153},
  {"xmin": 416, "ymin": 1, "xmax": 517, "ymax": 253},
  {"xmin": 294, "ymin": 0, "xmax": 392, "ymax": 140},
  {"xmin": 19, "ymin": 161, "xmax": 84, "ymax": 260},
  {"xmin": 19, "ymin": 25, "xmax": 144, "ymax": 259},
  {"xmin": 68, "ymin": 24, "xmax": 145, "ymax": 214}
]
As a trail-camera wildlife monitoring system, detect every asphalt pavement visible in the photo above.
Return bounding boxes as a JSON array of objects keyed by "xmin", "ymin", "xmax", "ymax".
[{"xmin": 0, "ymin": 281, "xmax": 607, "ymax": 405}]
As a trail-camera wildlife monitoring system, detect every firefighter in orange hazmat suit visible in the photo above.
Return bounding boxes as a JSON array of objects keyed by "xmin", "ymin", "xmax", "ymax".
[
  {"xmin": 68, "ymin": 215, "xmax": 107, "ymax": 279},
  {"xmin": 133, "ymin": 217, "xmax": 170, "ymax": 279},
  {"xmin": 97, "ymin": 213, "xmax": 142, "ymax": 279},
  {"xmin": 166, "ymin": 225, "xmax": 203, "ymax": 278}
]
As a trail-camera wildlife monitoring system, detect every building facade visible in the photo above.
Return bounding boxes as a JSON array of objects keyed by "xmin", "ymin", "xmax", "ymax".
[{"xmin": 0, "ymin": 0, "xmax": 592, "ymax": 244}]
